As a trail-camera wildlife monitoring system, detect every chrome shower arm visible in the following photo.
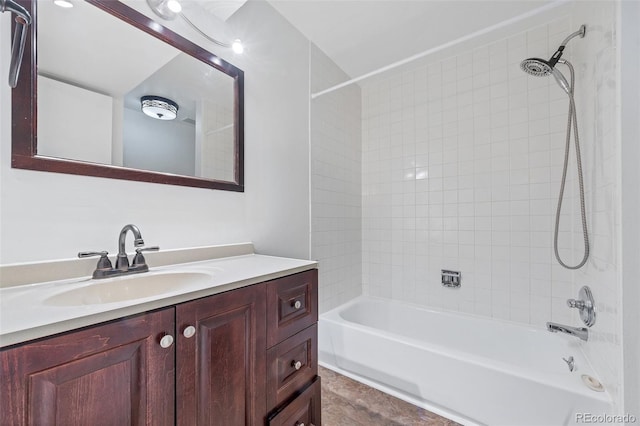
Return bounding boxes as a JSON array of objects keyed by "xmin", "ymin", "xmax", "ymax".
[
  {"xmin": 1, "ymin": 0, "xmax": 31, "ymax": 88},
  {"xmin": 560, "ymin": 25, "xmax": 586, "ymax": 48}
]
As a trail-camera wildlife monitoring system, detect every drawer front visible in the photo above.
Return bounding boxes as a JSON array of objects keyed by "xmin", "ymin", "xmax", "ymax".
[
  {"xmin": 266, "ymin": 269, "xmax": 318, "ymax": 347},
  {"xmin": 267, "ymin": 324, "xmax": 318, "ymax": 410},
  {"xmin": 268, "ymin": 376, "xmax": 321, "ymax": 426}
]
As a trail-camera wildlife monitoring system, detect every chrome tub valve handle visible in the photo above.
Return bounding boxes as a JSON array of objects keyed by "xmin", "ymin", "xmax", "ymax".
[{"xmin": 567, "ymin": 286, "xmax": 596, "ymax": 327}]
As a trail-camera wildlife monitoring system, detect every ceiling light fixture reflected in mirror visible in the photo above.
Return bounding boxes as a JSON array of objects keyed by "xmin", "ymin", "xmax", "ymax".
[
  {"xmin": 146, "ymin": 0, "xmax": 244, "ymax": 54},
  {"xmin": 141, "ymin": 95, "xmax": 179, "ymax": 120}
]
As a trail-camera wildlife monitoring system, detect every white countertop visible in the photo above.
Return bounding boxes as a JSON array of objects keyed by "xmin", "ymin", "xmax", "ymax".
[{"xmin": 0, "ymin": 253, "xmax": 317, "ymax": 347}]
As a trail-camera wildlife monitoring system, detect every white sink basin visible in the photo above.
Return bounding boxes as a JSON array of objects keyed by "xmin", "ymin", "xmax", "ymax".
[{"xmin": 45, "ymin": 272, "xmax": 211, "ymax": 306}]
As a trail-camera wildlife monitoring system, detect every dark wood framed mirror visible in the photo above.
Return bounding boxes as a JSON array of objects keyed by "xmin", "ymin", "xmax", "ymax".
[{"xmin": 11, "ymin": 0, "xmax": 244, "ymax": 191}]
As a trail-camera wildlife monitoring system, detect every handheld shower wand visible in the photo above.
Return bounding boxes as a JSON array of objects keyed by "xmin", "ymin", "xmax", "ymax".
[
  {"xmin": 1, "ymin": 0, "xmax": 31, "ymax": 88},
  {"xmin": 520, "ymin": 25, "xmax": 590, "ymax": 270}
]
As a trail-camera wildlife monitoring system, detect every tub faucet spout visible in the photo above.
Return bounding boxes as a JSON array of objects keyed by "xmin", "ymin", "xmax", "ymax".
[{"xmin": 546, "ymin": 322, "xmax": 589, "ymax": 341}]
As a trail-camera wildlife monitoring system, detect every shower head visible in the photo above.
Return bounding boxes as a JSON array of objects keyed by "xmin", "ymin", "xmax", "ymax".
[
  {"xmin": 520, "ymin": 58, "xmax": 554, "ymax": 77},
  {"xmin": 520, "ymin": 25, "xmax": 585, "ymax": 93}
]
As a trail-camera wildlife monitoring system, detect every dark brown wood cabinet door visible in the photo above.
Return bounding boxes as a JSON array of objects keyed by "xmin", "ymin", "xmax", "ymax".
[
  {"xmin": 0, "ymin": 308, "xmax": 175, "ymax": 426},
  {"xmin": 176, "ymin": 284, "xmax": 267, "ymax": 426}
]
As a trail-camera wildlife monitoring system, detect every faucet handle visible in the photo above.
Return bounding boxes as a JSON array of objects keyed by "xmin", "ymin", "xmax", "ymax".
[
  {"xmin": 566, "ymin": 286, "xmax": 596, "ymax": 327},
  {"xmin": 135, "ymin": 246, "xmax": 160, "ymax": 253},
  {"xmin": 78, "ymin": 251, "xmax": 113, "ymax": 270},
  {"xmin": 133, "ymin": 246, "xmax": 159, "ymax": 267}
]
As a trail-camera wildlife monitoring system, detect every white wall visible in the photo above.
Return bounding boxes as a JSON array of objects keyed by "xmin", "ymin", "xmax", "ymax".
[
  {"xmin": 310, "ymin": 44, "xmax": 362, "ymax": 312},
  {"xmin": 123, "ymin": 108, "xmax": 196, "ymax": 176},
  {"xmin": 0, "ymin": 0, "xmax": 311, "ymax": 264},
  {"xmin": 37, "ymin": 76, "xmax": 113, "ymax": 164},
  {"xmin": 226, "ymin": 0, "xmax": 311, "ymax": 260}
]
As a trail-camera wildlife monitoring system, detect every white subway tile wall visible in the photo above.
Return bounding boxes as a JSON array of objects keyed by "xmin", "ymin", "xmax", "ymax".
[
  {"xmin": 570, "ymin": 0, "xmax": 621, "ymax": 409},
  {"xmin": 362, "ymin": 18, "xmax": 574, "ymax": 322},
  {"xmin": 311, "ymin": 44, "xmax": 363, "ymax": 312},
  {"xmin": 310, "ymin": 0, "xmax": 621, "ymax": 412},
  {"xmin": 361, "ymin": 6, "xmax": 620, "ymax": 408}
]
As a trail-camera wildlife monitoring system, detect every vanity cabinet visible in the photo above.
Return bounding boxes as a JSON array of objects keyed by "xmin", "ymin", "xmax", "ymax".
[
  {"xmin": 265, "ymin": 269, "xmax": 321, "ymax": 426},
  {"xmin": 0, "ymin": 308, "xmax": 176, "ymax": 425},
  {"xmin": 0, "ymin": 268, "xmax": 320, "ymax": 426},
  {"xmin": 176, "ymin": 283, "xmax": 266, "ymax": 425}
]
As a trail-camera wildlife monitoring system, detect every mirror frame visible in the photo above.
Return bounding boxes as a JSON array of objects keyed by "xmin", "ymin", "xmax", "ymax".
[{"xmin": 11, "ymin": 0, "xmax": 244, "ymax": 191}]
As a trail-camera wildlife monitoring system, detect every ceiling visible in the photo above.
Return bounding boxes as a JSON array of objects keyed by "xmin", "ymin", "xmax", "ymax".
[{"xmin": 266, "ymin": 0, "xmax": 554, "ymax": 79}]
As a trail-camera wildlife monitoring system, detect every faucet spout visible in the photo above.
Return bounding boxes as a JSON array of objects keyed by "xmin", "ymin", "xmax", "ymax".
[
  {"xmin": 547, "ymin": 322, "xmax": 589, "ymax": 341},
  {"xmin": 115, "ymin": 224, "xmax": 145, "ymax": 270}
]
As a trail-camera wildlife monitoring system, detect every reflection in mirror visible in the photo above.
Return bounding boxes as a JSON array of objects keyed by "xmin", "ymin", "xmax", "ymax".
[{"xmin": 12, "ymin": 0, "xmax": 244, "ymax": 191}]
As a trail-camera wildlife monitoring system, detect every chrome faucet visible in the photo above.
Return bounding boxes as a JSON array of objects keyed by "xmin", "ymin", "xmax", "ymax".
[
  {"xmin": 79, "ymin": 224, "xmax": 159, "ymax": 279},
  {"xmin": 547, "ymin": 322, "xmax": 589, "ymax": 341},
  {"xmin": 115, "ymin": 224, "xmax": 145, "ymax": 270}
]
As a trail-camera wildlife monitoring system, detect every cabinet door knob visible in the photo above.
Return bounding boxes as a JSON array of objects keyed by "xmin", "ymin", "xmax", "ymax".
[
  {"xmin": 183, "ymin": 325, "xmax": 196, "ymax": 338},
  {"xmin": 291, "ymin": 360, "xmax": 302, "ymax": 370},
  {"xmin": 295, "ymin": 422, "xmax": 305, "ymax": 426},
  {"xmin": 159, "ymin": 334, "xmax": 174, "ymax": 348},
  {"xmin": 292, "ymin": 300, "xmax": 302, "ymax": 309}
]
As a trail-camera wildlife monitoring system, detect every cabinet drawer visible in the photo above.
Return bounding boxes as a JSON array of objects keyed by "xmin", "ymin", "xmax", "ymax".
[
  {"xmin": 267, "ymin": 324, "xmax": 317, "ymax": 410},
  {"xmin": 267, "ymin": 376, "xmax": 321, "ymax": 426},
  {"xmin": 266, "ymin": 269, "xmax": 318, "ymax": 347}
]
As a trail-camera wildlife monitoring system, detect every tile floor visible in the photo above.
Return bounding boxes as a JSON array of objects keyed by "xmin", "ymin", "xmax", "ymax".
[{"xmin": 320, "ymin": 366, "xmax": 461, "ymax": 426}]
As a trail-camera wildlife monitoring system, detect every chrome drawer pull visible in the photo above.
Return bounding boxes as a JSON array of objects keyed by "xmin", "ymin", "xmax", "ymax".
[
  {"xmin": 295, "ymin": 422, "xmax": 304, "ymax": 426},
  {"xmin": 291, "ymin": 360, "xmax": 302, "ymax": 370},
  {"xmin": 291, "ymin": 300, "xmax": 302, "ymax": 309}
]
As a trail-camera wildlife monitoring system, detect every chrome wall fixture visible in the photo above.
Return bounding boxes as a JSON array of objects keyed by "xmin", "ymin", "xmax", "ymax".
[
  {"xmin": 520, "ymin": 25, "xmax": 590, "ymax": 270},
  {"xmin": 545, "ymin": 285, "xmax": 596, "ymax": 342},
  {"xmin": 141, "ymin": 95, "xmax": 179, "ymax": 120},
  {"xmin": 1, "ymin": 0, "xmax": 32, "ymax": 88},
  {"xmin": 567, "ymin": 285, "xmax": 596, "ymax": 327},
  {"xmin": 441, "ymin": 270, "xmax": 461, "ymax": 288},
  {"xmin": 146, "ymin": 0, "xmax": 243, "ymax": 53}
]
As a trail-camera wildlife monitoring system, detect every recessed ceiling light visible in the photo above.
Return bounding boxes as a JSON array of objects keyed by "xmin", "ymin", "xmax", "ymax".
[
  {"xmin": 231, "ymin": 39, "xmax": 244, "ymax": 54},
  {"xmin": 166, "ymin": 0, "xmax": 182, "ymax": 13}
]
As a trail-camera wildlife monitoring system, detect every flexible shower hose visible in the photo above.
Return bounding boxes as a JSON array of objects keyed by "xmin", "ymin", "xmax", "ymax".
[{"xmin": 554, "ymin": 60, "xmax": 590, "ymax": 269}]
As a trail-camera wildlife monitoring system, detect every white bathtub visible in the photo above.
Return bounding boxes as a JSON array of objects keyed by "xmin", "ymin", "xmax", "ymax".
[{"xmin": 319, "ymin": 296, "xmax": 612, "ymax": 426}]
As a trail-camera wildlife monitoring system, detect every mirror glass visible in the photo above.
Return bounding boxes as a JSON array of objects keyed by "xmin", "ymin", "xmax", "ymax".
[{"xmin": 12, "ymin": 0, "xmax": 243, "ymax": 190}]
